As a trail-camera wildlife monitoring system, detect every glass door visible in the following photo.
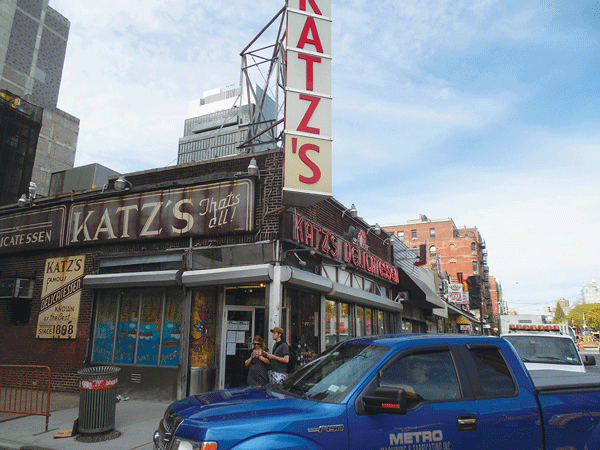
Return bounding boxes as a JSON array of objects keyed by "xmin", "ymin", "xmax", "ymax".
[{"xmin": 223, "ymin": 307, "xmax": 265, "ymax": 389}]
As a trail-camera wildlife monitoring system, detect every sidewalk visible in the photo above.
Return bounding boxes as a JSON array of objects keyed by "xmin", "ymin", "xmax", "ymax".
[{"xmin": 0, "ymin": 391, "xmax": 171, "ymax": 450}]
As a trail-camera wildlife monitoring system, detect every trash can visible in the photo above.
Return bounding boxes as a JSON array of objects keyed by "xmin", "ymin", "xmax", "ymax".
[{"xmin": 77, "ymin": 366, "xmax": 121, "ymax": 434}]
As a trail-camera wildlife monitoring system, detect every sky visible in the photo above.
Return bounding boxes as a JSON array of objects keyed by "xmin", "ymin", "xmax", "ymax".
[{"xmin": 51, "ymin": 0, "xmax": 600, "ymax": 315}]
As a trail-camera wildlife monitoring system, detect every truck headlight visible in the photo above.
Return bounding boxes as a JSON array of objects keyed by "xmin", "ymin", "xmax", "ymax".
[{"xmin": 172, "ymin": 439, "xmax": 217, "ymax": 450}]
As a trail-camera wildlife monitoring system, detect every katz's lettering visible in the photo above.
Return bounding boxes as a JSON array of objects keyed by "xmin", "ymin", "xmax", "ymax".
[
  {"xmin": 298, "ymin": 94, "xmax": 321, "ymax": 134},
  {"xmin": 283, "ymin": 0, "xmax": 332, "ymax": 203},
  {"xmin": 68, "ymin": 181, "xmax": 253, "ymax": 245},
  {"xmin": 296, "ymin": 16, "xmax": 324, "ymax": 53},
  {"xmin": 297, "ymin": 54, "xmax": 321, "ymax": 91},
  {"xmin": 292, "ymin": 214, "xmax": 398, "ymax": 283}
]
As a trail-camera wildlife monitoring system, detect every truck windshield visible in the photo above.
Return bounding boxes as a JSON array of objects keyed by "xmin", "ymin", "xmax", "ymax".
[
  {"xmin": 503, "ymin": 335, "xmax": 582, "ymax": 365},
  {"xmin": 279, "ymin": 342, "xmax": 389, "ymax": 403}
]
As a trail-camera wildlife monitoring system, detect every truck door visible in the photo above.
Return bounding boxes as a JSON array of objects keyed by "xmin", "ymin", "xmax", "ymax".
[
  {"xmin": 348, "ymin": 348, "xmax": 481, "ymax": 450},
  {"xmin": 460, "ymin": 344, "xmax": 543, "ymax": 450}
]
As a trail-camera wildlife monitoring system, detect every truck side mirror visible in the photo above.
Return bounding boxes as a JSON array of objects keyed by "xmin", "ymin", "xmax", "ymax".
[
  {"xmin": 583, "ymin": 355, "xmax": 596, "ymax": 366},
  {"xmin": 362, "ymin": 387, "xmax": 407, "ymax": 415}
]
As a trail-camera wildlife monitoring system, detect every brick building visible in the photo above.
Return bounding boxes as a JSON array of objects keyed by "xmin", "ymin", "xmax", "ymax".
[
  {"xmin": 1, "ymin": 150, "xmax": 445, "ymax": 400},
  {"xmin": 383, "ymin": 215, "xmax": 496, "ymax": 326}
]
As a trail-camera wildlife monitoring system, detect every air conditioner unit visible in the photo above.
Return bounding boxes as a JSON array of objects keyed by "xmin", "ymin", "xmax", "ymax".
[
  {"xmin": 395, "ymin": 291, "xmax": 409, "ymax": 302},
  {"xmin": 0, "ymin": 279, "xmax": 15, "ymax": 298},
  {"xmin": 14, "ymin": 278, "xmax": 34, "ymax": 299}
]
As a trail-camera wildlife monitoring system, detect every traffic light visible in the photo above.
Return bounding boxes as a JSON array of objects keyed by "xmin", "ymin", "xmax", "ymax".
[{"xmin": 467, "ymin": 275, "xmax": 482, "ymax": 309}]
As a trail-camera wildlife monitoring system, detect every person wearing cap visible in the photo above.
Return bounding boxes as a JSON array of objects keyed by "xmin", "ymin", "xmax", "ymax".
[{"xmin": 267, "ymin": 326, "xmax": 289, "ymax": 384}]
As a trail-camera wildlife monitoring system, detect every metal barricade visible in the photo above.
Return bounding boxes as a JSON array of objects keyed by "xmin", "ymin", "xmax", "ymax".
[{"xmin": 0, "ymin": 365, "xmax": 51, "ymax": 431}]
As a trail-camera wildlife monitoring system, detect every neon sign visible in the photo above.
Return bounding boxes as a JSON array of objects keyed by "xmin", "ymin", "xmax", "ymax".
[{"xmin": 292, "ymin": 214, "xmax": 399, "ymax": 283}]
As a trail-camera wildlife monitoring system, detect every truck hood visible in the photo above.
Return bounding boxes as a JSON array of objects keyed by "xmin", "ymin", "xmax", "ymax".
[
  {"xmin": 169, "ymin": 386, "xmax": 346, "ymax": 444},
  {"xmin": 172, "ymin": 385, "xmax": 314, "ymax": 423}
]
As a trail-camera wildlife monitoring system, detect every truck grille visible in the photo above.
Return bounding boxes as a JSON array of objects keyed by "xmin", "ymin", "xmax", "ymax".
[{"xmin": 154, "ymin": 408, "xmax": 182, "ymax": 450}]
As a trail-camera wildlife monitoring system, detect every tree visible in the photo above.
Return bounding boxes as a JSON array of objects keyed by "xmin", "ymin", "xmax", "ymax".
[
  {"xmin": 553, "ymin": 303, "xmax": 566, "ymax": 323},
  {"xmin": 566, "ymin": 303, "xmax": 600, "ymax": 331}
]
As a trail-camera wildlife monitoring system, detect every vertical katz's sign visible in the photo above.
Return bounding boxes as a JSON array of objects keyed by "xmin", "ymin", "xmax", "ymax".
[
  {"xmin": 36, "ymin": 255, "xmax": 85, "ymax": 339},
  {"xmin": 284, "ymin": 0, "xmax": 333, "ymax": 206}
]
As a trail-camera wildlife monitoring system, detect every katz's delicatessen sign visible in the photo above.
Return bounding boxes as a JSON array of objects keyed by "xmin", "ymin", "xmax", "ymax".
[
  {"xmin": 283, "ymin": 213, "xmax": 399, "ymax": 283},
  {"xmin": 284, "ymin": 0, "xmax": 333, "ymax": 206},
  {"xmin": 36, "ymin": 255, "xmax": 85, "ymax": 339}
]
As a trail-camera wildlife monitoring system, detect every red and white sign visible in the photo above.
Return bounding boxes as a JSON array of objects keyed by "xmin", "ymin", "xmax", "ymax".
[
  {"xmin": 284, "ymin": 0, "xmax": 332, "ymax": 206},
  {"xmin": 448, "ymin": 283, "xmax": 469, "ymax": 305},
  {"xmin": 80, "ymin": 377, "xmax": 118, "ymax": 390}
]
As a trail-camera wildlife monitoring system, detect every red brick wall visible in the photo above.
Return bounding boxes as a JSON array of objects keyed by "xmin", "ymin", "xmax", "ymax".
[
  {"xmin": 384, "ymin": 219, "xmax": 483, "ymax": 283},
  {"xmin": 0, "ymin": 249, "xmax": 95, "ymax": 392}
]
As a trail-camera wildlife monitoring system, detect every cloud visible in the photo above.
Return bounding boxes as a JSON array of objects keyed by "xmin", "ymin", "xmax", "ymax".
[{"xmin": 48, "ymin": 0, "xmax": 598, "ymax": 314}]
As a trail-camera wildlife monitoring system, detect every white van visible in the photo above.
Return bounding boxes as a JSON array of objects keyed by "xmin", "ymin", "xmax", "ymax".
[{"xmin": 502, "ymin": 332, "xmax": 596, "ymax": 373}]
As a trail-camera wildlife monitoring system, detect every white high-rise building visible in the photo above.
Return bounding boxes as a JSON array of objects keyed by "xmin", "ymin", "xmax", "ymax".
[
  {"xmin": 177, "ymin": 85, "xmax": 276, "ymax": 165},
  {"xmin": 582, "ymin": 279, "xmax": 600, "ymax": 304}
]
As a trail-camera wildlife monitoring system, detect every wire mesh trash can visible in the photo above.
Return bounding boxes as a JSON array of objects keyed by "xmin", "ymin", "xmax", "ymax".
[{"xmin": 77, "ymin": 366, "xmax": 121, "ymax": 434}]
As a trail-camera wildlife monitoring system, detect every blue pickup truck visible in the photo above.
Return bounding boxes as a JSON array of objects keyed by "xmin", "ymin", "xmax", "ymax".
[{"xmin": 153, "ymin": 334, "xmax": 600, "ymax": 450}]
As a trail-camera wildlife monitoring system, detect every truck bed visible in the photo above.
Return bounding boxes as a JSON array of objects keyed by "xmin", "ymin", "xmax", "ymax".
[{"xmin": 529, "ymin": 369, "xmax": 600, "ymax": 392}]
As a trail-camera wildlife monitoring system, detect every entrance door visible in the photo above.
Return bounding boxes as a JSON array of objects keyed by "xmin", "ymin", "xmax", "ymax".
[{"xmin": 222, "ymin": 307, "xmax": 265, "ymax": 389}]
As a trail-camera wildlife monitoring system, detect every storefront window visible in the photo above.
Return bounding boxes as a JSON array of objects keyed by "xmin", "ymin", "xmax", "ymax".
[
  {"xmin": 356, "ymin": 306, "xmax": 365, "ymax": 337},
  {"xmin": 378, "ymin": 310, "xmax": 385, "ymax": 334},
  {"xmin": 114, "ymin": 290, "xmax": 140, "ymax": 364},
  {"xmin": 365, "ymin": 308, "xmax": 373, "ymax": 335},
  {"xmin": 340, "ymin": 302, "xmax": 351, "ymax": 341},
  {"xmin": 91, "ymin": 290, "xmax": 119, "ymax": 363},
  {"xmin": 91, "ymin": 287, "xmax": 182, "ymax": 367},
  {"xmin": 288, "ymin": 288, "xmax": 320, "ymax": 365},
  {"xmin": 161, "ymin": 291, "xmax": 183, "ymax": 366},
  {"xmin": 325, "ymin": 300, "xmax": 337, "ymax": 348},
  {"xmin": 136, "ymin": 288, "xmax": 163, "ymax": 365}
]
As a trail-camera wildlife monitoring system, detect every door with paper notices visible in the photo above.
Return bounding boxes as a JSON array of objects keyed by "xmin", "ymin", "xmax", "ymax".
[{"xmin": 223, "ymin": 307, "xmax": 265, "ymax": 389}]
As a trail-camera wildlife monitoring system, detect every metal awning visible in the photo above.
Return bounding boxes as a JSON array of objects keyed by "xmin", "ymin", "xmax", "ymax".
[
  {"xmin": 83, "ymin": 270, "xmax": 182, "ymax": 288},
  {"xmin": 397, "ymin": 268, "xmax": 446, "ymax": 310},
  {"xmin": 446, "ymin": 302, "xmax": 479, "ymax": 324},
  {"xmin": 182, "ymin": 264, "xmax": 272, "ymax": 286},
  {"xmin": 279, "ymin": 266, "xmax": 333, "ymax": 293},
  {"xmin": 327, "ymin": 282, "xmax": 403, "ymax": 312}
]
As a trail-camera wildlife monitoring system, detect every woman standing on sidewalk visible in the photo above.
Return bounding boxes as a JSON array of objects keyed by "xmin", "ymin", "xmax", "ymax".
[{"xmin": 245, "ymin": 335, "xmax": 270, "ymax": 386}]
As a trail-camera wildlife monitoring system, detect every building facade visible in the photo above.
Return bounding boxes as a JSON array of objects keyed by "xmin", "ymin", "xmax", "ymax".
[
  {"xmin": 177, "ymin": 85, "xmax": 276, "ymax": 165},
  {"xmin": 582, "ymin": 279, "xmax": 600, "ymax": 304},
  {"xmin": 383, "ymin": 215, "xmax": 494, "ymax": 328},
  {"xmin": 0, "ymin": 91, "xmax": 42, "ymax": 206},
  {"xmin": 0, "ymin": 0, "xmax": 79, "ymax": 200},
  {"xmin": 0, "ymin": 150, "xmax": 447, "ymax": 400}
]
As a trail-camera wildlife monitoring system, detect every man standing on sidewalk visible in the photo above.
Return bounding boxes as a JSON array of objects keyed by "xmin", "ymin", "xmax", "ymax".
[{"xmin": 267, "ymin": 327, "xmax": 289, "ymax": 384}]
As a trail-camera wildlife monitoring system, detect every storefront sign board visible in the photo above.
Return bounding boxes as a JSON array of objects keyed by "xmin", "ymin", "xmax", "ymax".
[
  {"xmin": 284, "ymin": 0, "xmax": 333, "ymax": 206},
  {"xmin": 36, "ymin": 255, "xmax": 85, "ymax": 339},
  {"xmin": 285, "ymin": 213, "xmax": 399, "ymax": 283},
  {"xmin": 67, "ymin": 180, "xmax": 254, "ymax": 245},
  {"xmin": 0, "ymin": 207, "xmax": 66, "ymax": 254}
]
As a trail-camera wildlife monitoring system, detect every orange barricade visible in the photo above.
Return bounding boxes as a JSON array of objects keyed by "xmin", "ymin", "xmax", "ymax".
[{"xmin": 0, "ymin": 365, "xmax": 51, "ymax": 431}]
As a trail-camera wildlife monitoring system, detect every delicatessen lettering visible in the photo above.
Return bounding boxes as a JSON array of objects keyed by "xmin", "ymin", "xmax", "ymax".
[
  {"xmin": 292, "ymin": 214, "xmax": 399, "ymax": 283},
  {"xmin": 0, "ymin": 230, "xmax": 51, "ymax": 248},
  {"xmin": 0, "ymin": 207, "xmax": 65, "ymax": 254}
]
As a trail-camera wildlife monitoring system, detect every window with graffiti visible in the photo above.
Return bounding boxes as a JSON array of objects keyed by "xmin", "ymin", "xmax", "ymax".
[{"xmin": 91, "ymin": 287, "xmax": 182, "ymax": 367}]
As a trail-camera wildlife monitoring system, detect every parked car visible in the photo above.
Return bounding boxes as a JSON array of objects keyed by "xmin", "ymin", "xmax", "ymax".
[{"xmin": 153, "ymin": 333, "xmax": 600, "ymax": 450}]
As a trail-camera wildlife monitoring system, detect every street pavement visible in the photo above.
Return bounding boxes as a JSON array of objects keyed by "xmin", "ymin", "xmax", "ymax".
[{"xmin": 0, "ymin": 391, "xmax": 171, "ymax": 450}]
